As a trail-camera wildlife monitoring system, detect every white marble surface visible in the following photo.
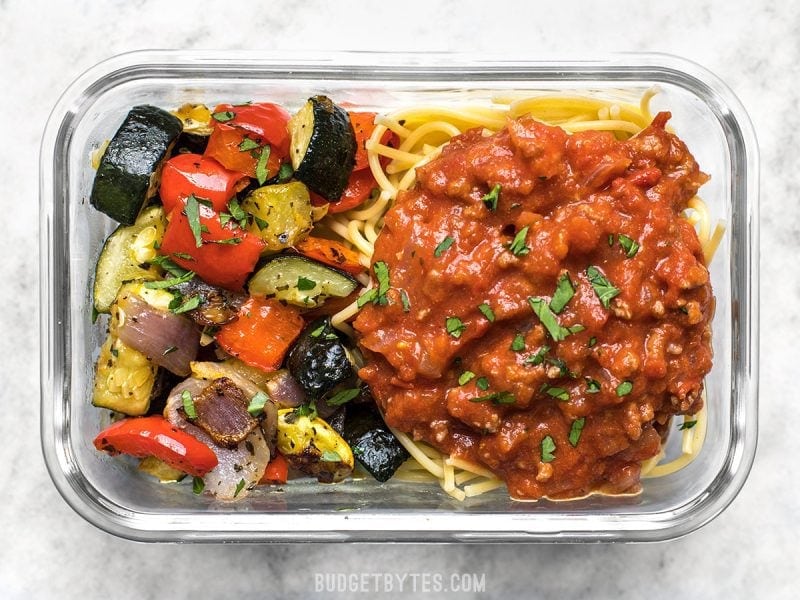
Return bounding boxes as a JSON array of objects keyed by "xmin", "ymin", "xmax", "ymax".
[{"xmin": 1, "ymin": 0, "xmax": 794, "ymax": 597}]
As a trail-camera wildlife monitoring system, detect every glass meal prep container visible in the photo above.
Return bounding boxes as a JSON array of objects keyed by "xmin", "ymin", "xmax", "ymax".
[{"xmin": 39, "ymin": 51, "xmax": 758, "ymax": 543}]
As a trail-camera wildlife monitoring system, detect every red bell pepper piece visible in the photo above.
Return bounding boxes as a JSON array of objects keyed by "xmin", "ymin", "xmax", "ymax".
[
  {"xmin": 159, "ymin": 201, "xmax": 264, "ymax": 291},
  {"xmin": 212, "ymin": 102, "xmax": 291, "ymax": 156},
  {"xmin": 327, "ymin": 168, "xmax": 378, "ymax": 213},
  {"xmin": 159, "ymin": 153, "xmax": 247, "ymax": 214},
  {"xmin": 93, "ymin": 416, "xmax": 218, "ymax": 477},
  {"xmin": 204, "ymin": 123, "xmax": 284, "ymax": 181},
  {"xmin": 215, "ymin": 297, "xmax": 305, "ymax": 372},
  {"xmin": 348, "ymin": 111, "xmax": 400, "ymax": 171},
  {"xmin": 205, "ymin": 102, "xmax": 291, "ymax": 181},
  {"xmin": 293, "ymin": 236, "xmax": 365, "ymax": 275},
  {"xmin": 259, "ymin": 452, "xmax": 289, "ymax": 485}
]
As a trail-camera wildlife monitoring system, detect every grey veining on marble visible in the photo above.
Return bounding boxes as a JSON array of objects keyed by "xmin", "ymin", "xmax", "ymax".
[{"xmin": 1, "ymin": 0, "xmax": 795, "ymax": 598}]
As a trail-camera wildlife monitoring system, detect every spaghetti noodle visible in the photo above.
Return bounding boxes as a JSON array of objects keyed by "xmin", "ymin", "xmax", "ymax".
[{"xmin": 324, "ymin": 90, "xmax": 720, "ymax": 500}]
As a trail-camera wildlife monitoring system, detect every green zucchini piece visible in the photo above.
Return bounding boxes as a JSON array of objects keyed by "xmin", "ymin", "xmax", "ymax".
[
  {"xmin": 248, "ymin": 255, "xmax": 358, "ymax": 308},
  {"xmin": 90, "ymin": 105, "xmax": 182, "ymax": 224},
  {"xmin": 93, "ymin": 206, "xmax": 166, "ymax": 313},
  {"xmin": 287, "ymin": 318, "xmax": 355, "ymax": 399},
  {"xmin": 288, "ymin": 96, "xmax": 356, "ymax": 200},
  {"xmin": 241, "ymin": 182, "xmax": 313, "ymax": 252},
  {"xmin": 343, "ymin": 404, "xmax": 409, "ymax": 483}
]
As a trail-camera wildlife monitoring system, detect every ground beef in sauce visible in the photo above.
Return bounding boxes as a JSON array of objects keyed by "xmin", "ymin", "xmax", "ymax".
[{"xmin": 354, "ymin": 112, "xmax": 713, "ymax": 500}]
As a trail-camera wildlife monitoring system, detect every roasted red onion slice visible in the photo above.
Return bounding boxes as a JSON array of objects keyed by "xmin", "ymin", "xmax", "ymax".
[
  {"xmin": 166, "ymin": 378, "xmax": 271, "ymax": 500},
  {"xmin": 185, "ymin": 377, "xmax": 258, "ymax": 448},
  {"xmin": 117, "ymin": 292, "xmax": 200, "ymax": 376}
]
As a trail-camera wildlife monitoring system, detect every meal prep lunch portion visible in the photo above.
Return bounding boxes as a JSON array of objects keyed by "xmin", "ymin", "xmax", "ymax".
[{"xmin": 88, "ymin": 90, "xmax": 721, "ymax": 502}]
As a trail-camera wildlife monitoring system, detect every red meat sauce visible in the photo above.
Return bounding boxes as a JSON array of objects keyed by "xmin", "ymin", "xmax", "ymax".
[{"xmin": 354, "ymin": 112, "xmax": 713, "ymax": 500}]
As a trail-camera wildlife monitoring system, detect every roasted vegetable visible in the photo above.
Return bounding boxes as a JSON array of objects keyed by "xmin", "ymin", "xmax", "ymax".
[
  {"xmin": 159, "ymin": 198, "xmax": 265, "ymax": 291},
  {"xmin": 94, "ymin": 415, "xmax": 218, "ymax": 477},
  {"xmin": 159, "ymin": 153, "xmax": 246, "ymax": 214},
  {"xmin": 138, "ymin": 456, "xmax": 187, "ymax": 482},
  {"xmin": 180, "ymin": 377, "xmax": 258, "ymax": 448},
  {"xmin": 343, "ymin": 404, "xmax": 409, "ymax": 482},
  {"xmin": 241, "ymin": 182, "xmax": 313, "ymax": 252},
  {"xmin": 215, "ymin": 297, "xmax": 305, "ymax": 372},
  {"xmin": 92, "ymin": 332, "xmax": 157, "ymax": 415},
  {"xmin": 288, "ymin": 96, "xmax": 357, "ymax": 200},
  {"xmin": 90, "ymin": 105, "xmax": 182, "ymax": 224},
  {"xmin": 276, "ymin": 408, "xmax": 354, "ymax": 483},
  {"xmin": 172, "ymin": 278, "xmax": 245, "ymax": 327},
  {"xmin": 114, "ymin": 282, "xmax": 200, "ymax": 377},
  {"xmin": 287, "ymin": 318, "xmax": 355, "ymax": 399},
  {"xmin": 248, "ymin": 255, "xmax": 358, "ymax": 308},
  {"xmin": 92, "ymin": 205, "xmax": 165, "ymax": 313}
]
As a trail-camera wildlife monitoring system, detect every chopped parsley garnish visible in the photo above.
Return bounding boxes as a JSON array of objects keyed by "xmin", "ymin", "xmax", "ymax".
[
  {"xmin": 446, "ymin": 316, "xmax": 466, "ymax": 338},
  {"xmin": 478, "ymin": 302, "xmax": 495, "ymax": 322},
  {"xmin": 238, "ymin": 137, "xmax": 260, "ymax": 152},
  {"xmin": 309, "ymin": 323, "xmax": 327, "ymax": 338},
  {"xmin": 528, "ymin": 297, "xmax": 572, "ymax": 341},
  {"xmin": 247, "ymin": 391, "xmax": 269, "ymax": 416},
  {"xmin": 587, "ymin": 266, "xmax": 620, "ymax": 308},
  {"xmin": 506, "ymin": 226, "xmax": 530, "ymax": 256},
  {"xmin": 482, "ymin": 184, "xmax": 501, "ymax": 211},
  {"xmin": 616, "ymin": 380, "xmax": 633, "ymax": 396},
  {"xmin": 211, "ymin": 110, "xmax": 235, "ymax": 122},
  {"xmin": 297, "ymin": 276, "xmax": 317, "ymax": 291},
  {"xmin": 618, "ymin": 234, "xmax": 640, "ymax": 257},
  {"xmin": 144, "ymin": 270, "xmax": 196, "ymax": 289},
  {"xmin": 170, "ymin": 293, "xmax": 202, "ymax": 314},
  {"xmin": 541, "ymin": 435, "xmax": 556, "ymax": 463},
  {"xmin": 181, "ymin": 390, "xmax": 197, "ymax": 419},
  {"xmin": 400, "ymin": 289, "xmax": 411, "ymax": 312},
  {"xmin": 357, "ymin": 262, "xmax": 392, "ymax": 308},
  {"xmin": 588, "ymin": 336, "xmax": 597, "ymax": 347},
  {"xmin": 510, "ymin": 332, "xmax": 526, "ymax": 352},
  {"xmin": 208, "ymin": 237, "xmax": 242, "ymax": 245},
  {"xmin": 549, "ymin": 272, "xmax": 575, "ymax": 314},
  {"xmin": 542, "ymin": 385, "xmax": 569, "ymax": 402},
  {"xmin": 585, "ymin": 378, "xmax": 601, "ymax": 393},
  {"xmin": 546, "ymin": 356, "xmax": 574, "ymax": 378},
  {"xmin": 192, "ymin": 476, "xmax": 205, "ymax": 495},
  {"xmin": 185, "ymin": 194, "xmax": 204, "ymax": 247},
  {"xmin": 568, "ymin": 418, "xmax": 585, "ymax": 447},
  {"xmin": 233, "ymin": 478, "xmax": 246, "ymax": 497},
  {"xmin": 525, "ymin": 345, "xmax": 550, "ymax": 365},
  {"xmin": 227, "ymin": 198, "xmax": 248, "ymax": 225},
  {"xmin": 321, "ymin": 450, "xmax": 342, "ymax": 462},
  {"xmin": 149, "ymin": 255, "xmax": 192, "ymax": 278},
  {"xmin": 294, "ymin": 401, "xmax": 318, "ymax": 421},
  {"xmin": 374, "ymin": 261, "xmax": 391, "ymax": 304},
  {"xmin": 434, "ymin": 235, "xmax": 455, "ymax": 257},
  {"xmin": 679, "ymin": 419, "xmax": 698, "ymax": 430},
  {"xmin": 327, "ymin": 388, "xmax": 361, "ymax": 407},
  {"xmin": 458, "ymin": 371, "xmax": 476, "ymax": 386},
  {"xmin": 469, "ymin": 391, "xmax": 516, "ymax": 405},
  {"xmin": 253, "ymin": 215, "xmax": 268, "ymax": 230},
  {"xmin": 356, "ymin": 288, "xmax": 377, "ymax": 308},
  {"xmin": 608, "ymin": 234, "xmax": 615, "ymax": 247},
  {"xmin": 277, "ymin": 162, "xmax": 294, "ymax": 182},
  {"xmin": 255, "ymin": 145, "xmax": 271, "ymax": 185},
  {"xmin": 476, "ymin": 377, "xmax": 490, "ymax": 391}
]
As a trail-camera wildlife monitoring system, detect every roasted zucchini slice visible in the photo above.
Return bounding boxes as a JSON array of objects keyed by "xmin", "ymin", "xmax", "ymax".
[
  {"xmin": 90, "ymin": 105, "xmax": 182, "ymax": 224},
  {"xmin": 288, "ymin": 96, "xmax": 357, "ymax": 200},
  {"xmin": 248, "ymin": 255, "xmax": 358, "ymax": 308},
  {"xmin": 92, "ymin": 331, "xmax": 157, "ymax": 416},
  {"xmin": 241, "ymin": 182, "xmax": 313, "ymax": 252},
  {"xmin": 276, "ymin": 408, "xmax": 354, "ymax": 483},
  {"xmin": 93, "ymin": 205, "xmax": 166, "ymax": 314},
  {"xmin": 287, "ymin": 318, "xmax": 355, "ymax": 399}
]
